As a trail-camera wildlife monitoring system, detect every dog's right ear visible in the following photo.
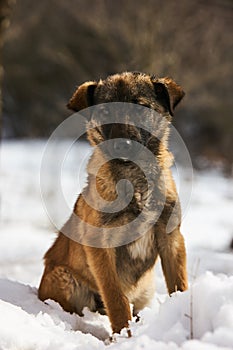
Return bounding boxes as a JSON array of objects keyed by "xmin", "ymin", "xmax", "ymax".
[{"xmin": 67, "ymin": 81, "xmax": 97, "ymax": 112}]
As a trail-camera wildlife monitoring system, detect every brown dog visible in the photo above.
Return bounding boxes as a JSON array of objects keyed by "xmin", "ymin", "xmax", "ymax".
[{"xmin": 38, "ymin": 72, "xmax": 188, "ymax": 337}]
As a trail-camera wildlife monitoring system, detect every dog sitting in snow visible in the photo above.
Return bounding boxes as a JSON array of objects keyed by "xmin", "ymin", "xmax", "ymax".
[{"xmin": 38, "ymin": 72, "xmax": 188, "ymax": 337}]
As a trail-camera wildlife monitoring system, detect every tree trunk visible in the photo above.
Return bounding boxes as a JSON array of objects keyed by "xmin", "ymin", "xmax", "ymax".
[{"xmin": 0, "ymin": 0, "xmax": 13, "ymax": 139}]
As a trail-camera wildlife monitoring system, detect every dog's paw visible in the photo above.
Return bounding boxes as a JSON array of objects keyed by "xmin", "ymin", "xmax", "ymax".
[
  {"xmin": 105, "ymin": 327, "xmax": 132, "ymax": 344},
  {"xmin": 104, "ymin": 334, "xmax": 117, "ymax": 345}
]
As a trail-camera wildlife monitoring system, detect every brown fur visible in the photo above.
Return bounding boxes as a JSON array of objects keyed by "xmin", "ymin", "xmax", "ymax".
[{"xmin": 38, "ymin": 72, "xmax": 188, "ymax": 336}]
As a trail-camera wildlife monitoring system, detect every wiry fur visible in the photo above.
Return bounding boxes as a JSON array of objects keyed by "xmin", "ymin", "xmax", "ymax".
[{"xmin": 38, "ymin": 72, "xmax": 188, "ymax": 336}]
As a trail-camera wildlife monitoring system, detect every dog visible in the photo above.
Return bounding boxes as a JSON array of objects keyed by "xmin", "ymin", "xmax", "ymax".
[{"xmin": 38, "ymin": 72, "xmax": 188, "ymax": 337}]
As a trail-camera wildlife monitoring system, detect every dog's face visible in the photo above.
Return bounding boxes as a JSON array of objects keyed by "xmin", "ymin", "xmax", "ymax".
[{"xmin": 67, "ymin": 72, "xmax": 184, "ymax": 161}]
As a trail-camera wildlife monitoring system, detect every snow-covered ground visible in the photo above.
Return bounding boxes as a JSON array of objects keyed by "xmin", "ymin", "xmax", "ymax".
[{"xmin": 0, "ymin": 140, "xmax": 233, "ymax": 350}]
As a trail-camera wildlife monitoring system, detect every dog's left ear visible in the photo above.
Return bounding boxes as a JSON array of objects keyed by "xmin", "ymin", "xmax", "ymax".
[
  {"xmin": 151, "ymin": 77, "xmax": 185, "ymax": 116},
  {"xmin": 67, "ymin": 81, "xmax": 97, "ymax": 112}
]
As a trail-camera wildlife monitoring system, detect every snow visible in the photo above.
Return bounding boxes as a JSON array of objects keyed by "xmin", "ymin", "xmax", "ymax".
[{"xmin": 0, "ymin": 140, "xmax": 233, "ymax": 350}]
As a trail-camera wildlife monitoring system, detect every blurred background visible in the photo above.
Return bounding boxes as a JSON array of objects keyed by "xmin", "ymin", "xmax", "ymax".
[{"xmin": 0, "ymin": 0, "xmax": 232, "ymax": 172}]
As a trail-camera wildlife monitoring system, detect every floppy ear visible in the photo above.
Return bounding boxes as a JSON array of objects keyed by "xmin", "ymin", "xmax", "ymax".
[
  {"xmin": 152, "ymin": 77, "xmax": 185, "ymax": 116},
  {"xmin": 67, "ymin": 81, "xmax": 97, "ymax": 111}
]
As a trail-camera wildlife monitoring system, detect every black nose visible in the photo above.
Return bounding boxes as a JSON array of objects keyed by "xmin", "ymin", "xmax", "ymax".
[
  {"xmin": 108, "ymin": 139, "xmax": 134, "ymax": 160},
  {"xmin": 113, "ymin": 139, "xmax": 133, "ymax": 154}
]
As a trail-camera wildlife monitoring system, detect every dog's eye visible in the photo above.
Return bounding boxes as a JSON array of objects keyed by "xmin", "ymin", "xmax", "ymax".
[
  {"xmin": 132, "ymin": 99, "xmax": 150, "ymax": 109},
  {"xmin": 99, "ymin": 106, "xmax": 110, "ymax": 116},
  {"xmin": 138, "ymin": 103, "xmax": 150, "ymax": 109},
  {"xmin": 91, "ymin": 106, "xmax": 110, "ymax": 123}
]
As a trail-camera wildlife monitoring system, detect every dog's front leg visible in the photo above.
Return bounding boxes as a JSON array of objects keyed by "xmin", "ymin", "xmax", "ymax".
[
  {"xmin": 84, "ymin": 246, "xmax": 132, "ymax": 336},
  {"xmin": 156, "ymin": 227, "xmax": 188, "ymax": 294}
]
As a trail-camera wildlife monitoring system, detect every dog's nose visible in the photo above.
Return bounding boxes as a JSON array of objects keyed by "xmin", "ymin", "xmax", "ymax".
[
  {"xmin": 113, "ymin": 139, "xmax": 133, "ymax": 154},
  {"xmin": 107, "ymin": 139, "xmax": 135, "ymax": 160}
]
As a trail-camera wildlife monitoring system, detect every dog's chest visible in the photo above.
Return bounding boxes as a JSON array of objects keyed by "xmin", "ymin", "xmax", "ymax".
[
  {"xmin": 127, "ymin": 229, "xmax": 155, "ymax": 261},
  {"xmin": 116, "ymin": 229, "xmax": 157, "ymax": 285}
]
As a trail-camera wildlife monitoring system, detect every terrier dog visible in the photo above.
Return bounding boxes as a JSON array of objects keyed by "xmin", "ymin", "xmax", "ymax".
[{"xmin": 38, "ymin": 72, "xmax": 188, "ymax": 337}]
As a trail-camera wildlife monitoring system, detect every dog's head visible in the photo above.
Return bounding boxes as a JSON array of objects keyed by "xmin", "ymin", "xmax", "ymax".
[{"xmin": 67, "ymin": 72, "xmax": 184, "ymax": 161}]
